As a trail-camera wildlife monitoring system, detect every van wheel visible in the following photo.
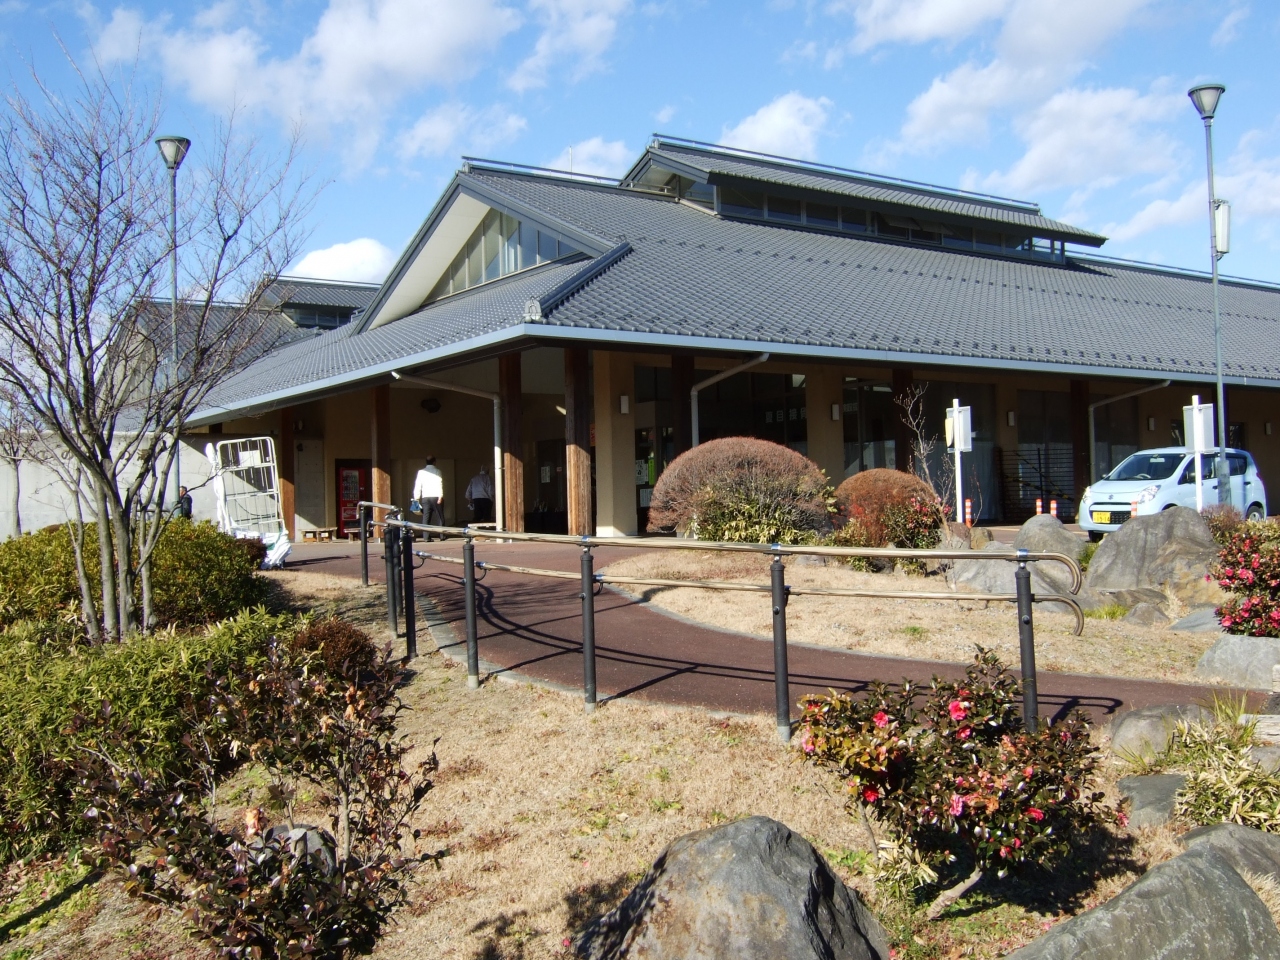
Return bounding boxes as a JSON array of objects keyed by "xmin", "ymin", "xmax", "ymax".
[
  {"xmin": 1088, "ymin": 531, "xmax": 1104, "ymax": 543},
  {"xmin": 1247, "ymin": 503, "xmax": 1266, "ymax": 521}
]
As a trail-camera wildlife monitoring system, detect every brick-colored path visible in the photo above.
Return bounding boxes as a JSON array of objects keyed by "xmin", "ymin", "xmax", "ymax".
[{"xmin": 288, "ymin": 541, "xmax": 1241, "ymax": 724}]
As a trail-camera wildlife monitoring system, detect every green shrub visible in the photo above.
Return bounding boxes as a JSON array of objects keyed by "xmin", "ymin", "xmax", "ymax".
[
  {"xmin": 0, "ymin": 519, "xmax": 269, "ymax": 632},
  {"xmin": 798, "ymin": 651, "xmax": 1114, "ymax": 905},
  {"xmin": 0, "ymin": 608, "xmax": 294, "ymax": 861},
  {"xmin": 647, "ymin": 438, "xmax": 834, "ymax": 543}
]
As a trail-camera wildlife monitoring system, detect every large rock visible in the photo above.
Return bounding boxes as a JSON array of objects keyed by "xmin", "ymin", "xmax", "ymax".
[
  {"xmin": 1195, "ymin": 635, "xmax": 1280, "ymax": 690},
  {"xmin": 1014, "ymin": 514, "xmax": 1085, "ymax": 563},
  {"xmin": 1179, "ymin": 822, "xmax": 1280, "ymax": 883},
  {"xmin": 1084, "ymin": 507, "xmax": 1224, "ymax": 608},
  {"xmin": 1124, "ymin": 602, "xmax": 1170, "ymax": 627},
  {"xmin": 1116, "ymin": 774, "xmax": 1186, "ymax": 828},
  {"xmin": 948, "ymin": 542, "xmax": 1087, "ymax": 612},
  {"xmin": 573, "ymin": 816, "xmax": 889, "ymax": 960},
  {"xmin": 1109, "ymin": 703, "xmax": 1213, "ymax": 761},
  {"xmin": 1004, "ymin": 846, "xmax": 1280, "ymax": 959},
  {"xmin": 1170, "ymin": 607, "xmax": 1225, "ymax": 633}
]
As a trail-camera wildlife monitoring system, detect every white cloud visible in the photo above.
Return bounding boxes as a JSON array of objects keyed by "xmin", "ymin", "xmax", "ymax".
[
  {"xmin": 654, "ymin": 104, "xmax": 676, "ymax": 125},
  {"xmin": 1212, "ymin": 5, "xmax": 1249, "ymax": 47},
  {"xmin": 93, "ymin": 0, "xmax": 522, "ymax": 167},
  {"xmin": 397, "ymin": 103, "xmax": 527, "ymax": 160},
  {"xmin": 982, "ymin": 86, "xmax": 1184, "ymax": 197},
  {"xmin": 833, "ymin": 0, "xmax": 1013, "ymax": 53},
  {"xmin": 290, "ymin": 238, "xmax": 396, "ymax": 283},
  {"xmin": 720, "ymin": 92, "xmax": 832, "ymax": 160},
  {"xmin": 508, "ymin": 0, "xmax": 632, "ymax": 93},
  {"xmin": 546, "ymin": 137, "xmax": 632, "ymax": 177}
]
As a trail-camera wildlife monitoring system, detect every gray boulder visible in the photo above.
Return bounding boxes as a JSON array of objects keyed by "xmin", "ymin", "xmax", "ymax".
[
  {"xmin": 1251, "ymin": 745, "xmax": 1280, "ymax": 773},
  {"xmin": 1014, "ymin": 514, "xmax": 1085, "ymax": 562},
  {"xmin": 969, "ymin": 526, "xmax": 994, "ymax": 550},
  {"xmin": 573, "ymin": 816, "xmax": 889, "ymax": 960},
  {"xmin": 1109, "ymin": 703, "xmax": 1213, "ymax": 761},
  {"xmin": 948, "ymin": 542, "xmax": 1085, "ymax": 612},
  {"xmin": 1117, "ymin": 774, "xmax": 1186, "ymax": 828},
  {"xmin": 1004, "ymin": 846, "xmax": 1280, "ymax": 959},
  {"xmin": 1179, "ymin": 822, "xmax": 1280, "ymax": 883},
  {"xmin": 1195, "ymin": 635, "xmax": 1280, "ymax": 690},
  {"xmin": 1170, "ymin": 607, "xmax": 1225, "ymax": 633},
  {"xmin": 1124, "ymin": 602, "xmax": 1171, "ymax": 627},
  {"xmin": 1084, "ymin": 507, "xmax": 1224, "ymax": 608}
]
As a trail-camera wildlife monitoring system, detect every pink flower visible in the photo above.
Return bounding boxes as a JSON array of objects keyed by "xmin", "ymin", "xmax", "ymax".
[
  {"xmin": 1013, "ymin": 838, "xmax": 1022, "ymax": 848},
  {"xmin": 948, "ymin": 701, "xmax": 968, "ymax": 722},
  {"xmin": 1117, "ymin": 811, "xmax": 1129, "ymax": 827},
  {"xmin": 873, "ymin": 711, "xmax": 890, "ymax": 728},
  {"xmin": 799, "ymin": 731, "xmax": 815, "ymax": 754},
  {"xmin": 949, "ymin": 795, "xmax": 965, "ymax": 817},
  {"xmin": 863, "ymin": 786, "xmax": 880, "ymax": 803},
  {"xmin": 999, "ymin": 845, "xmax": 1010, "ymax": 859},
  {"xmin": 957, "ymin": 726, "xmax": 972, "ymax": 740},
  {"xmin": 1026, "ymin": 807, "xmax": 1045, "ymax": 822},
  {"xmin": 1024, "ymin": 766, "xmax": 1034, "ymax": 778}
]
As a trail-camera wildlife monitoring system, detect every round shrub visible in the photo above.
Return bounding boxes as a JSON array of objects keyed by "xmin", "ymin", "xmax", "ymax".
[
  {"xmin": 835, "ymin": 468, "xmax": 942, "ymax": 546},
  {"xmin": 646, "ymin": 437, "xmax": 833, "ymax": 543},
  {"xmin": 289, "ymin": 616, "xmax": 379, "ymax": 679}
]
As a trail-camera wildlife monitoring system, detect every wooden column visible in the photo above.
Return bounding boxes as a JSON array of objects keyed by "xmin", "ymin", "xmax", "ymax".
[
  {"xmin": 279, "ymin": 408, "xmax": 296, "ymax": 540},
  {"xmin": 671, "ymin": 355, "xmax": 694, "ymax": 458},
  {"xmin": 500, "ymin": 353, "xmax": 525, "ymax": 532},
  {"xmin": 565, "ymin": 347, "xmax": 593, "ymax": 535},
  {"xmin": 1070, "ymin": 379, "xmax": 1090, "ymax": 496},
  {"xmin": 892, "ymin": 367, "xmax": 913, "ymax": 472},
  {"xmin": 371, "ymin": 385, "xmax": 391, "ymax": 529}
]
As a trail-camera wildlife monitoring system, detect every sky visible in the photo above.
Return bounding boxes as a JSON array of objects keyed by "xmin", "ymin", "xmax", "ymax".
[{"xmin": 4, "ymin": 0, "xmax": 1279, "ymax": 285}]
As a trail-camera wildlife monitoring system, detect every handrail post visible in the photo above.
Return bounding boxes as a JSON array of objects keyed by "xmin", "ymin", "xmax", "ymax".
[
  {"xmin": 463, "ymin": 534, "xmax": 479, "ymax": 689},
  {"xmin": 401, "ymin": 525, "xmax": 417, "ymax": 659},
  {"xmin": 1015, "ymin": 548, "xmax": 1039, "ymax": 733},
  {"xmin": 385, "ymin": 522, "xmax": 400, "ymax": 637},
  {"xmin": 359, "ymin": 502, "xmax": 369, "ymax": 586},
  {"xmin": 580, "ymin": 541, "xmax": 597, "ymax": 713},
  {"xmin": 770, "ymin": 550, "xmax": 791, "ymax": 742}
]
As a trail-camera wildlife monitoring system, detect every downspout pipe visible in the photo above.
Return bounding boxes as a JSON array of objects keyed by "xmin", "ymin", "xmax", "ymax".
[
  {"xmin": 690, "ymin": 353, "xmax": 770, "ymax": 446},
  {"xmin": 1087, "ymin": 379, "xmax": 1171, "ymax": 483},
  {"xmin": 391, "ymin": 372, "xmax": 504, "ymax": 532}
]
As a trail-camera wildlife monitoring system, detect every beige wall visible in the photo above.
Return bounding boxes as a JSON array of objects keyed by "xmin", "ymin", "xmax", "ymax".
[
  {"xmin": 804, "ymin": 365, "xmax": 844, "ymax": 483},
  {"xmin": 594, "ymin": 350, "xmax": 637, "ymax": 536}
]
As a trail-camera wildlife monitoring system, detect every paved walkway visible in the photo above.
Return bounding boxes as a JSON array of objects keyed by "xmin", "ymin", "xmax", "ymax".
[{"xmin": 286, "ymin": 540, "xmax": 1239, "ymax": 724}]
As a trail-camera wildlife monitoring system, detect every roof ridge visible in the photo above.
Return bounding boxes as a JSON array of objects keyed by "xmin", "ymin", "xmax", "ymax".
[{"xmin": 524, "ymin": 241, "xmax": 633, "ymax": 321}]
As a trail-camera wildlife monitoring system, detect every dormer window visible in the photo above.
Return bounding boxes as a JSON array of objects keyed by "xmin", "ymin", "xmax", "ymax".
[{"xmin": 426, "ymin": 208, "xmax": 577, "ymax": 304}]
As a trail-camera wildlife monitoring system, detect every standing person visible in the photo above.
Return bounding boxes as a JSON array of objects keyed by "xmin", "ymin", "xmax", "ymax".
[
  {"xmin": 465, "ymin": 465, "xmax": 495, "ymax": 524},
  {"xmin": 174, "ymin": 485, "xmax": 193, "ymax": 519},
  {"xmin": 412, "ymin": 456, "xmax": 445, "ymax": 538}
]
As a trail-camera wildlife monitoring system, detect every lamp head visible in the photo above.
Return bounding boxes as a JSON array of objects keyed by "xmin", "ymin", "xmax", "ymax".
[
  {"xmin": 1188, "ymin": 84, "xmax": 1226, "ymax": 121},
  {"xmin": 154, "ymin": 136, "xmax": 191, "ymax": 171}
]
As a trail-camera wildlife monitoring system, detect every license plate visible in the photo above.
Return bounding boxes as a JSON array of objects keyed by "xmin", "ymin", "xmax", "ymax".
[{"xmin": 1091, "ymin": 511, "xmax": 1110, "ymax": 523}]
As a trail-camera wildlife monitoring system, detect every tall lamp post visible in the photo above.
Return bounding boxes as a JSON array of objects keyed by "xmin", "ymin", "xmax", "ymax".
[
  {"xmin": 1187, "ymin": 84, "xmax": 1230, "ymax": 507},
  {"xmin": 155, "ymin": 135, "xmax": 190, "ymax": 514}
]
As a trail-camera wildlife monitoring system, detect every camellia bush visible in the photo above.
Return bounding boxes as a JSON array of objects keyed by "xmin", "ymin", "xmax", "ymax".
[
  {"xmin": 798, "ymin": 651, "xmax": 1115, "ymax": 916},
  {"xmin": 834, "ymin": 469, "xmax": 947, "ymax": 549},
  {"xmin": 1212, "ymin": 519, "xmax": 1280, "ymax": 636},
  {"xmin": 646, "ymin": 437, "xmax": 834, "ymax": 543}
]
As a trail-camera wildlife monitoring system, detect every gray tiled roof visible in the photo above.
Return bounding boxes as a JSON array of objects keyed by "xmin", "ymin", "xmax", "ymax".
[
  {"xmin": 643, "ymin": 142, "xmax": 1107, "ymax": 245},
  {"xmin": 263, "ymin": 277, "xmax": 380, "ymax": 311},
  {"xmin": 198, "ymin": 164, "xmax": 1280, "ymax": 421}
]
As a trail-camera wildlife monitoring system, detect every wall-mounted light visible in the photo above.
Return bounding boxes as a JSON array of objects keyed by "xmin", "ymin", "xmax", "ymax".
[
  {"xmin": 619, "ymin": 394, "xmax": 630, "ymax": 415},
  {"xmin": 1006, "ymin": 411, "xmax": 1016, "ymax": 427},
  {"xmin": 421, "ymin": 397, "xmax": 442, "ymax": 414},
  {"xmin": 1148, "ymin": 417, "xmax": 1157, "ymax": 431},
  {"xmin": 295, "ymin": 419, "xmax": 304, "ymax": 432},
  {"xmin": 830, "ymin": 403, "xmax": 840, "ymax": 421},
  {"xmin": 1268, "ymin": 422, "xmax": 1274, "ymax": 436}
]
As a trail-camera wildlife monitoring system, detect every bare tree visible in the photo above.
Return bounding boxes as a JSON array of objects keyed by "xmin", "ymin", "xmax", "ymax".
[
  {"xmin": 0, "ymin": 386, "xmax": 38, "ymax": 536},
  {"xmin": 896, "ymin": 384, "xmax": 986, "ymax": 523},
  {"xmin": 0, "ymin": 60, "xmax": 313, "ymax": 637}
]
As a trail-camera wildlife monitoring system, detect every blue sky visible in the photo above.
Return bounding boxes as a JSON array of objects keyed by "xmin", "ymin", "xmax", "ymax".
[{"xmin": 5, "ymin": 0, "xmax": 1278, "ymax": 285}]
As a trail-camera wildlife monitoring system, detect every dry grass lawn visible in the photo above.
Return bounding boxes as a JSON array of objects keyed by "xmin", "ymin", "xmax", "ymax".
[
  {"xmin": 0, "ymin": 569, "xmax": 1232, "ymax": 960},
  {"xmin": 601, "ymin": 550, "xmax": 1217, "ymax": 685}
]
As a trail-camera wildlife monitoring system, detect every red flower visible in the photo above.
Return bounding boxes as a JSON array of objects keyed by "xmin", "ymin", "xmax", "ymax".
[
  {"xmin": 1026, "ymin": 807, "xmax": 1045, "ymax": 822},
  {"xmin": 1024, "ymin": 766, "xmax": 1034, "ymax": 778},
  {"xmin": 948, "ymin": 701, "xmax": 968, "ymax": 722},
  {"xmin": 957, "ymin": 726, "xmax": 972, "ymax": 740},
  {"xmin": 862, "ymin": 786, "xmax": 880, "ymax": 803},
  {"xmin": 949, "ymin": 795, "xmax": 965, "ymax": 816},
  {"xmin": 873, "ymin": 711, "xmax": 890, "ymax": 728}
]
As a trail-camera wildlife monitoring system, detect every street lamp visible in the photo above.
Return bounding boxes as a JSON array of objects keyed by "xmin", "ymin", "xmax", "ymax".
[
  {"xmin": 1187, "ymin": 84, "xmax": 1230, "ymax": 507},
  {"xmin": 155, "ymin": 135, "xmax": 190, "ymax": 515}
]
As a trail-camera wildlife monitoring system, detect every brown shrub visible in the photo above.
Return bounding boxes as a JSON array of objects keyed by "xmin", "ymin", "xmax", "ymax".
[
  {"xmin": 646, "ymin": 437, "xmax": 832, "ymax": 542},
  {"xmin": 288, "ymin": 617, "xmax": 378, "ymax": 679},
  {"xmin": 834, "ymin": 468, "xmax": 938, "ymax": 544}
]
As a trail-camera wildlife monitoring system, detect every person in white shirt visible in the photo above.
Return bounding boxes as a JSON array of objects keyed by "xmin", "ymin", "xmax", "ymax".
[
  {"xmin": 465, "ymin": 466, "xmax": 495, "ymax": 523},
  {"xmin": 412, "ymin": 456, "xmax": 445, "ymax": 536}
]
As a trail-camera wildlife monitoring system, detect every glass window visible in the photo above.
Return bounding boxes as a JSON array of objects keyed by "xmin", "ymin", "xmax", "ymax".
[
  {"xmin": 766, "ymin": 196, "xmax": 802, "ymax": 223},
  {"xmin": 1108, "ymin": 452, "xmax": 1183, "ymax": 481},
  {"xmin": 840, "ymin": 207, "xmax": 868, "ymax": 232},
  {"xmin": 1004, "ymin": 234, "xmax": 1031, "ymax": 252},
  {"xmin": 482, "ymin": 211, "xmax": 502, "ymax": 282},
  {"xmin": 1230, "ymin": 454, "xmax": 1249, "ymax": 476},
  {"xmin": 680, "ymin": 180, "xmax": 715, "ymax": 208},
  {"xmin": 720, "ymin": 187, "xmax": 765, "ymax": 218},
  {"xmin": 806, "ymin": 202, "xmax": 839, "ymax": 229},
  {"xmin": 465, "ymin": 232, "xmax": 483, "ymax": 286},
  {"xmin": 875, "ymin": 213, "xmax": 913, "ymax": 239},
  {"xmin": 519, "ymin": 221, "xmax": 538, "ymax": 270},
  {"xmin": 911, "ymin": 223, "xmax": 942, "ymax": 244},
  {"xmin": 502, "ymin": 213, "xmax": 519, "ymax": 274},
  {"xmin": 974, "ymin": 230, "xmax": 1002, "ymax": 252},
  {"xmin": 942, "ymin": 225, "xmax": 974, "ymax": 250},
  {"xmin": 538, "ymin": 230, "xmax": 558, "ymax": 263}
]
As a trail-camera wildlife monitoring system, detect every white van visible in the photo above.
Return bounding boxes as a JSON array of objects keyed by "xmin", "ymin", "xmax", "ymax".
[{"xmin": 1079, "ymin": 446, "xmax": 1267, "ymax": 540}]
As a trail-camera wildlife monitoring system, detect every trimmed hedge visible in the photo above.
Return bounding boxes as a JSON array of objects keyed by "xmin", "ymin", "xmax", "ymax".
[
  {"xmin": 0, "ymin": 608, "xmax": 296, "ymax": 861},
  {"xmin": 835, "ymin": 468, "xmax": 942, "ymax": 546}
]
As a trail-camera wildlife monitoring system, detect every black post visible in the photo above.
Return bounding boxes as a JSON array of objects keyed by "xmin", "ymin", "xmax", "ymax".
[
  {"xmin": 771, "ymin": 552, "xmax": 792, "ymax": 742},
  {"xmin": 384, "ymin": 523, "xmax": 399, "ymax": 637},
  {"xmin": 401, "ymin": 527, "xmax": 417, "ymax": 659},
  {"xmin": 463, "ymin": 536, "xmax": 479, "ymax": 689},
  {"xmin": 1015, "ymin": 548, "xmax": 1039, "ymax": 733},
  {"xmin": 359, "ymin": 503, "xmax": 369, "ymax": 586},
  {"xmin": 580, "ymin": 543, "xmax": 597, "ymax": 713}
]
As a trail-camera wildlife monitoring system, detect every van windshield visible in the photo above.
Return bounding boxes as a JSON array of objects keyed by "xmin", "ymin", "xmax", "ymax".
[{"xmin": 1107, "ymin": 452, "xmax": 1184, "ymax": 481}]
